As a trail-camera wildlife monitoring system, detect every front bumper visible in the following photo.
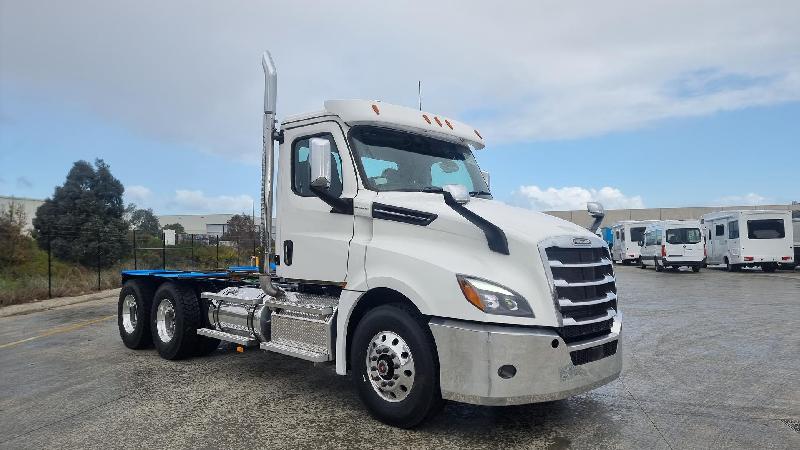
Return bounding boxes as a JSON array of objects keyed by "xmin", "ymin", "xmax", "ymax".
[{"xmin": 429, "ymin": 317, "xmax": 622, "ymax": 406}]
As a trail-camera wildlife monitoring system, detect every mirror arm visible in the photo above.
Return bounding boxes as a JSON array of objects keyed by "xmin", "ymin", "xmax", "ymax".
[{"xmin": 310, "ymin": 185, "xmax": 353, "ymax": 215}]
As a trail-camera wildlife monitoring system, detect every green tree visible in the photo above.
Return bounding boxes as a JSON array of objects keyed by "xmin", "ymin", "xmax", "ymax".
[
  {"xmin": 223, "ymin": 214, "xmax": 259, "ymax": 259},
  {"xmin": 129, "ymin": 207, "xmax": 161, "ymax": 235},
  {"xmin": 33, "ymin": 159, "xmax": 129, "ymax": 267},
  {"xmin": 162, "ymin": 223, "xmax": 185, "ymax": 234}
]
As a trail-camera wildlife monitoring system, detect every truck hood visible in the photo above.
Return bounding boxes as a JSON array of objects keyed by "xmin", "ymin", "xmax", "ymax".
[{"xmin": 372, "ymin": 192, "xmax": 597, "ymax": 247}]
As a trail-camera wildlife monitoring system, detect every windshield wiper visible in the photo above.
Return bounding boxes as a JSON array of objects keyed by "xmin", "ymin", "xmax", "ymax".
[
  {"xmin": 469, "ymin": 190, "xmax": 492, "ymax": 197},
  {"xmin": 421, "ymin": 186, "xmax": 444, "ymax": 193}
]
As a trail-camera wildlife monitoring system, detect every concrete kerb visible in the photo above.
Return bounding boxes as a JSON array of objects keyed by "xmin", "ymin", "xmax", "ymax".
[{"xmin": 0, "ymin": 289, "xmax": 120, "ymax": 318}]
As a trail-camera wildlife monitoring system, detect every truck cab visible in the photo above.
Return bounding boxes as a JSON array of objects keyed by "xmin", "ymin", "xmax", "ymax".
[{"xmin": 116, "ymin": 52, "xmax": 622, "ymax": 428}]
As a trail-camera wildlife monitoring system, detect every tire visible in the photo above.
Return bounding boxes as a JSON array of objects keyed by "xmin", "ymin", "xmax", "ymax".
[
  {"xmin": 762, "ymin": 264, "xmax": 777, "ymax": 273},
  {"xmin": 639, "ymin": 259, "xmax": 647, "ymax": 269},
  {"xmin": 350, "ymin": 304, "xmax": 443, "ymax": 428},
  {"xmin": 655, "ymin": 259, "xmax": 664, "ymax": 272},
  {"xmin": 118, "ymin": 280, "xmax": 155, "ymax": 349},
  {"xmin": 150, "ymin": 282, "xmax": 202, "ymax": 360},
  {"xmin": 692, "ymin": 266, "xmax": 700, "ymax": 273},
  {"xmin": 725, "ymin": 257, "xmax": 740, "ymax": 272}
]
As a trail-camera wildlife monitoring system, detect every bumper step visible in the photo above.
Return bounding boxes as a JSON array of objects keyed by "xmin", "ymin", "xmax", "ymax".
[{"xmin": 261, "ymin": 340, "xmax": 329, "ymax": 363}]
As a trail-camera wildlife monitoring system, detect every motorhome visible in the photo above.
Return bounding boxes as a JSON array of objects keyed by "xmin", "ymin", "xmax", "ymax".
[
  {"xmin": 639, "ymin": 220, "xmax": 705, "ymax": 272},
  {"xmin": 611, "ymin": 220, "xmax": 658, "ymax": 264},
  {"xmin": 114, "ymin": 51, "xmax": 622, "ymax": 428},
  {"xmin": 701, "ymin": 210, "xmax": 794, "ymax": 272}
]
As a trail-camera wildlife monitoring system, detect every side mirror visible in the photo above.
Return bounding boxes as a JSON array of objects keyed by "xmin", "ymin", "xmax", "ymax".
[
  {"xmin": 638, "ymin": 240, "xmax": 644, "ymax": 247},
  {"xmin": 586, "ymin": 202, "xmax": 605, "ymax": 233},
  {"xmin": 309, "ymin": 138, "xmax": 332, "ymax": 190},
  {"xmin": 443, "ymin": 184, "xmax": 470, "ymax": 204},
  {"xmin": 587, "ymin": 202, "xmax": 605, "ymax": 218}
]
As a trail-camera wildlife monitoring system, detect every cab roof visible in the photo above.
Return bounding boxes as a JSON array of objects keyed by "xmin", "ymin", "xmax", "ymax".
[{"xmin": 281, "ymin": 100, "xmax": 486, "ymax": 149}]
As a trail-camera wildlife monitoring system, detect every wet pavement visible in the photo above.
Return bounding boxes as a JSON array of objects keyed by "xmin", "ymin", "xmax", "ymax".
[{"xmin": 1, "ymin": 266, "xmax": 798, "ymax": 449}]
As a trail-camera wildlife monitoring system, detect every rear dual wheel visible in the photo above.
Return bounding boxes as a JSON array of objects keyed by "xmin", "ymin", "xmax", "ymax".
[
  {"xmin": 118, "ymin": 280, "xmax": 155, "ymax": 349},
  {"xmin": 150, "ymin": 282, "xmax": 219, "ymax": 360}
]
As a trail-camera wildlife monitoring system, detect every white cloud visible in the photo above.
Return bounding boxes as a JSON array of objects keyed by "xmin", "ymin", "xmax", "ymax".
[
  {"xmin": 125, "ymin": 185, "xmax": 152, "ymax": 205},
  {"xmin": 170, "ymin": 190, "xmax": 254, "ymax": 214},
  {"xmin": 717, "ymin": 192, "xmax": 772, "ymax": 206},
  {"xmin": 1, "ymin": 1, "xmax": 799, "ymax": 157},
  {"xmin": 513, "ymin": 185, "xmax": 644, "ymax": 211}
]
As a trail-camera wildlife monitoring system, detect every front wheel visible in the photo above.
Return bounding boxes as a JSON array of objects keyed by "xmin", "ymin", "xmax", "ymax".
[
  {"xmin": 655, "ymin": 259, "xmax": 664, "ymax": 272},
  {"xmin": 692, "ymin": 266, "xmax": 700, "ymax": 273},
  {"xmin": 350, "ymin": 305, "xmax": 443, "ymax": 428}
]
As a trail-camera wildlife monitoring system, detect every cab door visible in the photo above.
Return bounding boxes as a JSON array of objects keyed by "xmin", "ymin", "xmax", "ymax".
[{"xmin": 276, "ymin": 122, "xmax": 357, "ymax": 283}]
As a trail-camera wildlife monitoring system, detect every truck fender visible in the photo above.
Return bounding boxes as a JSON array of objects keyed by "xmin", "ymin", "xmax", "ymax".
[{"xmin": 335, "ymin": 279, "xmax": 430, "ymax": 375}]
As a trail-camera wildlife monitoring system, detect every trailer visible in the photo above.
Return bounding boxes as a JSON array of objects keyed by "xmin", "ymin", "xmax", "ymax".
[{"xmin": 116, "ymin": 51, "xmax": 622, "ymax": 428}]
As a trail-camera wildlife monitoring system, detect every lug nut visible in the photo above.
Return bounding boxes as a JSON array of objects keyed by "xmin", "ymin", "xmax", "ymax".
[
  {"xmin": 381, "ymin": 381, "xmax": 387, "ymax": 387},
  {"xmin": 372, "ymin": 376, "xmax": 380, "ymax": 381},
  {"xmin": 388, "ymin": 381, "xmax": 394, "ymax": 387},
  {"xmin": 371, "ymin": 366, "xmax": 377, "ymax": 371},
  {"xmin": 393, "ymin": 363, "xmax": 399, "ymax": 369},
  {"xmin": 393, "ymin": 375, "xmax": 399, "ymax": 380},
  {"xmin": 371, "ymin": 356, "xmax": 378, "ymax": 361}
]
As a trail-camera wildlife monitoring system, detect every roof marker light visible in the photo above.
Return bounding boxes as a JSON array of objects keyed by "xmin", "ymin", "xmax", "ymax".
[
  {"xmin": 444, "ymin": 119, "xmax": 454, "ymax": 130},
  {"xmin": 434, "ymin": 117, "xmax": 443, "ymax": 127},
  {"xmin": 422, "ymin": 114, "xmax": 431, "ymax": 124},
  {"xmin": 371, "ymin": 104, "xmax": 380, "ymax": 115},
  {"xmin": 474, "ymin": 129, "xmax": 483, "ymax": 139}
]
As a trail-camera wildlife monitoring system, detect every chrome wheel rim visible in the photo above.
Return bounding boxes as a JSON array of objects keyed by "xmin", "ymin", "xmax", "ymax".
[
  {"xmin": 366, "ymin": 331, "xmax": 415, "ymax": 402},
  {"xmin": 156, "ymin": 299, "xmax": 176, "ymax": 343},
  {"xmin": 122, "ymin": 295, "xmax": 137, "ymax": 334}
]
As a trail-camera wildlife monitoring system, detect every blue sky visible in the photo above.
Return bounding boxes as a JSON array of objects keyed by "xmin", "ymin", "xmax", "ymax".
[{"xmin": 2, "ymin": 1, "xmax": 798, "ymax": 214}]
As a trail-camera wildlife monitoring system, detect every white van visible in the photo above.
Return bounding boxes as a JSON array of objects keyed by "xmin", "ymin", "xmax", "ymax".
[
  {"xmin": 611, "ymin": 220, "xmax": 658, "ymax": 264},
  {"xmin": 639, "ymin": 220, "xmax": 705, "ymax": 272},
  {"xmin": 701, "ymin": 210, "xmax": 794, "ymax": 272}
]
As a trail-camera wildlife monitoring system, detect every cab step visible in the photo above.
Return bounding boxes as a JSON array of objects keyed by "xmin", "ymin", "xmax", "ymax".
[
  {"xmin": 197, "ymin": 328, "xmax": 259, "ymax": 347},
  {"xmin": 260, "ymin": 340, "xmax": 329, "ymax": 363}
]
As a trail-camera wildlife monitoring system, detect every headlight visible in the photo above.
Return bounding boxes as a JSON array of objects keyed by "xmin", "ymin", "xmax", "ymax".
[{"xmin": 456, "ymin": 275, "xmax": 534, "ymax": 318}]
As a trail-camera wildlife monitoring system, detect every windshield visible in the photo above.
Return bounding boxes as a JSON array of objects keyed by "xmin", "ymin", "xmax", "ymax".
[
  {"xmin": 666, "ymin": 228, "xmax": 702, "ymax": 245},
  {"xmin": 747, "ymin": 219, "xmax": 785, "ymax": 239},
  {"xmin": 630, "ymin": 227, "xmax": 646, "ymax": 242},
  {"xmin": 349, "ymin": 126, "xmax": 490, "ymax": 195}
]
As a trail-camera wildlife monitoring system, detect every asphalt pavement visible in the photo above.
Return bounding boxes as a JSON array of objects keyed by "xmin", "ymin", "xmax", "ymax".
[{"xmin": 1, "ymin": 266, "xmax": 798, "ymax": 449}]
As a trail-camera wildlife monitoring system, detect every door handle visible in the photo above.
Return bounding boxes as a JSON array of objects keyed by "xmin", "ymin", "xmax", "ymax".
[{"xmin": 283, "ymin": 240, "xmax": 293, "ymax": 266}]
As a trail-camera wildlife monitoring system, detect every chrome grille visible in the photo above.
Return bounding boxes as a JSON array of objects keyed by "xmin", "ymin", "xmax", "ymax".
[{"xmin": 541, "ymin": 240, "xmax": 617, "ymax": 344}]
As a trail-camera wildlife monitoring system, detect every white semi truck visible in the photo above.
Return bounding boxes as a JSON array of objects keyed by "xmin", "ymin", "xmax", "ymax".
[{"xmin": 117, "ymin": 51, "xmax": 622, "ymax": 428}]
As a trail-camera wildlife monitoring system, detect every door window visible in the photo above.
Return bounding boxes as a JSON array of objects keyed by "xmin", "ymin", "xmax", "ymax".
[
  {"xmin": 715, "ymin": 224, "xmax": 725, "ymax": 237},
  {"xmin": 292, "ymin": 135, "xmax": 344, "ymax": 198},
  {"xmin": 728, "ymin": 221, "xmax": 739, "ymax": 239}
]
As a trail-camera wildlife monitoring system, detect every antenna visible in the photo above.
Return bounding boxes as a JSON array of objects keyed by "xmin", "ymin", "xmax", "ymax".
[{"xmin": 418, "ymin": 80, "xmax": 422, "ymax": 111}]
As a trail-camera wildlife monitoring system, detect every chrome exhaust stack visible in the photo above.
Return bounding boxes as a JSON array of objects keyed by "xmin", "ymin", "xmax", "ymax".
[{"xmin": 260, "ymin": 51, "xmax": 282, "ymax": 297}]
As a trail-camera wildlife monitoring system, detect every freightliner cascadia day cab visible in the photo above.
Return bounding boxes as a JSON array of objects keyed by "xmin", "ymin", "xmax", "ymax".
[
  {"xmin": 701, "ymin": 210, "xmax": 794, "ymax": 272},
  {"xmin": 116, "ymin": 52, "xmax": 622, "ymax": 428},
  {"xmin": 639, "ymin": 220, "xmax": 705, "ymax": 272},
  {"xmin": 611, "ymin": 220, "xmax": 657, "ymax": 265}
]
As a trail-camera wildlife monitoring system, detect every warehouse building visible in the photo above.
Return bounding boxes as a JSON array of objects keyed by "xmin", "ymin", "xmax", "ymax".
[
  {"xmin": 545, "ymin": 202, "xmax": 800, "ymax": 228},
  {"xmin": 0, "ymin": 195, "xmax": 45, "ymax": 232}
]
